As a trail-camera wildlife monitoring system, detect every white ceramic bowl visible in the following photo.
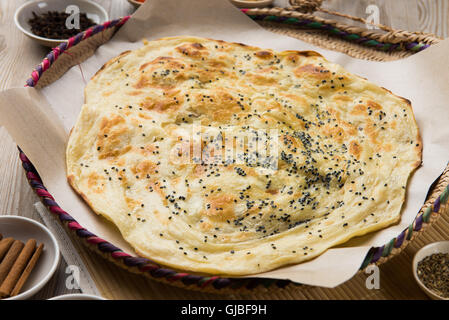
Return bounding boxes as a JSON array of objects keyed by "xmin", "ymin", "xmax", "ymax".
[
  {"xmin": 0, "ymin": 215, "xmax": 60, "ymax": 300},
  {"xmin": 49, "ymin": 293, "xmax": 106, "ymax": 300},
  {"xmin": 413, "ymin": 241, "xmax": 449, "ymax": 300},
  {"xmin": 14, "ymin": 0, "xmax": 109, "ymax": 47}
]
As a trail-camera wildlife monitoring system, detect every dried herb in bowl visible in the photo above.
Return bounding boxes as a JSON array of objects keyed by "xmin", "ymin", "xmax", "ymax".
[
  {"xmin": 28, "ymin": 11, "xmax": 96, "ymax": 40},
  {"xmin": 417, "ymin": 253, "xmax": 449, "ymax": 298}
]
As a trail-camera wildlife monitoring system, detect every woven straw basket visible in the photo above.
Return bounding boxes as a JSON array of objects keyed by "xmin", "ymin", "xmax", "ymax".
[{"xmin": 20, "ymin": 7, "xmax": 449, "ymax": 294}]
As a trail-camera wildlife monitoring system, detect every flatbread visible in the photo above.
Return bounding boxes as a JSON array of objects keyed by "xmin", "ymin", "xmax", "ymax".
[{"xmin": 66, "ymin": 36, "xmax": 422, "ymax": 275}]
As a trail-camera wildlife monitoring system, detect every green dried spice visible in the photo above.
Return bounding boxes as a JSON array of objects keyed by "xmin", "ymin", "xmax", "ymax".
[{"xmin": 417, "ymin": 253, "xmax": 449, "ymax": 298}]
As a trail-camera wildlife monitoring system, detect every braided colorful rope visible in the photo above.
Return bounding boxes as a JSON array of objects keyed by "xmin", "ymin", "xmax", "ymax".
[
  {"xmin": 21, "ymin": 15, "xmax": 447, "ymax": 291},
  {"xmin": 25, "ymin": 16, "xmax": 131, "ymax": 87},
  {"xmin": 241, "ymin": 9, "xmax": 430, "ymax": 53}
]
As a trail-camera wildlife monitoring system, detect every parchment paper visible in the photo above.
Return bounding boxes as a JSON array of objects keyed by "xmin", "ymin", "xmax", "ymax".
[{"xmin": 1, "ymin": 0, "xmax": 449, "ymax": 288}]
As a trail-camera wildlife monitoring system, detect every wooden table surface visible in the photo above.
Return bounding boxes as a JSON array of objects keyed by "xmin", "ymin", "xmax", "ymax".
[{"xmin": 0, "ymin": 0, "xmax": 448, "ymax": 300}]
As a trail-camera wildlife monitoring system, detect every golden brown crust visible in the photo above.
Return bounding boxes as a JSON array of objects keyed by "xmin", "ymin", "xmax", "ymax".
[
  {"xmin": 93, "ymin": 50, "xmax": 131, "ymax": 80},
  {"xmin": 83, "ymin": 50, "xmax": 133, "ymax": 104},
  {"xmin": 67, "ymin": 174, "xmax": 101, "ymax": 216},
  {"xmin": 381, "ymin": 88, "xmax": 423, "ymax": 169}
]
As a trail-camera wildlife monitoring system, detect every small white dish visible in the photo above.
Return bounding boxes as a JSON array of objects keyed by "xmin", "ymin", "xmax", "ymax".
[
  {"xmin": 230, "ymin": 0, "xmax": 274, "ymax": 8},
  {"xmin": 14, "ymin": 0, "xmax": 109, "ymax": 47},
  {"xmin": 49, "ymin": 293, "xmax": 105, "ymax": 300},
  {"xmin": 0, "ymin": 215, "xmax": 60, "ymax": 300},
  {"xmin": 413, "ymin": 241, "xmax": 449, "ymax": 300}
]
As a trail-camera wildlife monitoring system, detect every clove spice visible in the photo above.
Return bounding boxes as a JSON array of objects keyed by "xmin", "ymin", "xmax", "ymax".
[{"xmin": 28, "ymin": 11, "xmax": 96, "ymax": 40}]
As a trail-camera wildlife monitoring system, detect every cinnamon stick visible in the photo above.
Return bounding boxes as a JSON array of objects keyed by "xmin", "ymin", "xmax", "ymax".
[
  {"xmin": 0, "ymin": 240, "xmax": 24, "ymax": 285},
  {"xmin": 10, "ymin": 243, "xmax": 44, "ymax": 297},
  {"xmin": 0, "ymin": 239, "xmax": 36, "ymax": 298},
  {"xmin": 0, "ymin": 238, "xmax": 14, "ymax": 262}
]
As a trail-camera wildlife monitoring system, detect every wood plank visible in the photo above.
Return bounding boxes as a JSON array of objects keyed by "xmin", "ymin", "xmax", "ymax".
[
  {"xmin": 418, "ymin": 0, "xmax": 449, "ymax": 37},
  {"xmin": 0, "ymin": 1, "xmax": 48, "ymax": 89},
  {"xmin": 321, "ymin": 0, "xmax": 420, "ymax": 32}
]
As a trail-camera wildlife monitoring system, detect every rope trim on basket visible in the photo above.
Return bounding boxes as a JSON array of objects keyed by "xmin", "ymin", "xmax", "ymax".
[
  {"xmin": 20, "ymin": 15, "xmax": 448, "ymax": 291},
  {"xmin": 242, "ymin": 8, "xmax": 440, "ymax": 53},
  {"xmin": 244, "ymin": 11, "xmax": 398, "ymax": 52},
  {"xmin": 25, "ymin": 16, "xmax": 131, "ymax": 88}
]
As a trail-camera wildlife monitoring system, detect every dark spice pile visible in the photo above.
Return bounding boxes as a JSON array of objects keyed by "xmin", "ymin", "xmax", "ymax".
[
  {"xmin": 417, "ymin": 253, "xmax": 449, "ymax": 298},
  {"xmin": 28, "ymin": 11, "xmax": 96, "ymax": 40}
]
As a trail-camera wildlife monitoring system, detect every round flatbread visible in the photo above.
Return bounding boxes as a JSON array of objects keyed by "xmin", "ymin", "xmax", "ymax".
[{"xmin": 66, "ymin": 36, "xmax": 422, "ymax": 275}]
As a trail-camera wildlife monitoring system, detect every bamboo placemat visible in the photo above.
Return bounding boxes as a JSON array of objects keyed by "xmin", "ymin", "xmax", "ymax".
[{"xmin": 26, "ymin": 15, "xmax": 448, "ymax": 299}]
